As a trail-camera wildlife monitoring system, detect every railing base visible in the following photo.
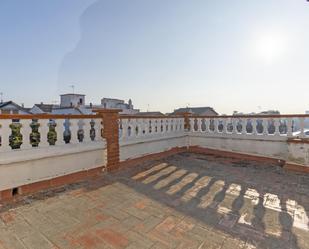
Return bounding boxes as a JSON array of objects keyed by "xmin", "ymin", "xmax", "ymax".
[{"xmin": 0, "ymin": 166, "xmax": 105, "ymax": 202}]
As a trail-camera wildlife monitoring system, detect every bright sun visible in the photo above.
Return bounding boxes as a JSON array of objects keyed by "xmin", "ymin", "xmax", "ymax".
[{"xmin": 254, "ymin": 33, "xmax": 287, "ymax": 64}]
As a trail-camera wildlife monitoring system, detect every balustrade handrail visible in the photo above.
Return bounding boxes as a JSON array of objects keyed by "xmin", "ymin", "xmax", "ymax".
[
  {"xmin": 119, "ymin": 115, "xmax": 182, "ymax": 119},
  {"xmin": 0, "ymin": 114, "xmax": 100, "ymax": 119},
  {"xmin": 189, "ymin": 114, "xmax": 309, "ymax": 119}
]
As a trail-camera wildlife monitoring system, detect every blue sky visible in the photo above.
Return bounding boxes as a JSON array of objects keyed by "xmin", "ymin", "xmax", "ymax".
[{"xmin": 0, "ymin": 0, "xmax": 309, "ymax": 114}]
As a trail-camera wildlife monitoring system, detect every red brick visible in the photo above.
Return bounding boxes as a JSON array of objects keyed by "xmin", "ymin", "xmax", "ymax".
[{"xmin": 95, "ymin": 228, "xmax": 129, "ymax": 249}]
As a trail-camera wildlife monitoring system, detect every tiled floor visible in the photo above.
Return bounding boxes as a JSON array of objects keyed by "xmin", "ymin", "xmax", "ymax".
[{"xmin": 0, "ymin": 153, "xmax": 309, "ymax": 249}]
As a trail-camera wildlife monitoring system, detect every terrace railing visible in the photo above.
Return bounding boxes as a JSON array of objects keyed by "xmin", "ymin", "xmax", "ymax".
[
  {"xmin": 1, "ymin": 111, "xmax": 309, "ymax": 201},
  {"xmin": 119, "ymin": 115, "xmax": 185, "ymax": 143},
  {"xmin": 188, "ymin": 114, "xmax": 309, "ymax": 139},
  {"xmin": 0, "ymin": 114, "xmax": 103, "ymax": 153}
]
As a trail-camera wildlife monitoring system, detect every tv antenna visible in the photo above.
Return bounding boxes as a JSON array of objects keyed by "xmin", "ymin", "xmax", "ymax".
[{"xmin": 69, "ymin": 84, "xmax": 75, "ymax": 94}]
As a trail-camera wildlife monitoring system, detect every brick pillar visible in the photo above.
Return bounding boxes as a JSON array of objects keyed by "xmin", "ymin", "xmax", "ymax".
[{"xmin": 94, "ymin": 109, "xmax": 121, "ymax": 172}]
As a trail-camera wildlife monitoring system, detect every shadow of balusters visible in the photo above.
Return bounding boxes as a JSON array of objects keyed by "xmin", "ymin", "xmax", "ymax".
[
  {"xmin": 279, "ymin": 197, "xmax": 299, "ymax": 249},
  {"xmin": 211, "ymin": 181, "xmax": 230, "ymax": 207},
  {"xmin": 231, "ymin": 184, "xmax": 247, "ymax": 216},
  {"xmin": 251, "ymin": 189, "xmax": 266, "ymax": 233}
]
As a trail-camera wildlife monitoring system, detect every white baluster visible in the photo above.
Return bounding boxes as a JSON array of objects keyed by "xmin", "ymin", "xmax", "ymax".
[
  {"xmin": 39, "ymin": 119, "xmax": 50, "ymax": 147},
  {"xmin": 153, "ymin": 119, "xmax": 158, "ymax": 134},
  {"xmin": 262, "ymin": 118, "xmax": 268, "ymax": 136},
  {"xmin": 160, "ymin": 119, "xmax": 165, "ymax": 134},
  {"xmin": 252, "ymin": 119, "xmax": 257, "ymax": 135},
  {"xmin": 121, "ymin": 119, "xmax": 128, "ymax": 140},
  {"xmin": 232, "ymin": 118, "xmax": 237, "ymax": 134},
  {"xmin": 287, "ymin": 118, "xmax": 293, "ymax": 137},
  {"xmin": 241, "ymin": 118, "xmax": 247, "ymax": 135},
  {"xmin": 214, "ymin": 119, "xmax": 219, "ymax": 133},
  {"xmin": 0, "ymin": 119, "xmax": 11, "ymax": 152},
  {"xmin": 205, "ymin": 119, "xmax": 210, "ymax": 133},
  {"xmin": 222, "ymin": 119, "xmax": 227, "ymax": 133},
  {"xmin": 20, "ymin": 119, "xmax": 32, "ymax": 149},
  {"xmin": 180, "ymin": 118, "xmax": 185, "ymax": 132},
  {"xmin": 83, "ymin": 118, "xmax": 92, "ymax": 143},
  {"xmin": 136, "ymin": 119, "xmax": 140, "ymax": 138},
  {"xmin": 197, "ymin": 118, "xmax": 202, "ymax": 132},
  {"xmin": 167, "ymin": 118, "xmax": 172, "ymax": 133},
  {"xmin": 94, "ymin": 118, "xmax": 102, "ymax": 141},
  {"xmin": 299, "ymin": 117, "xmax": 305, "ymax": 138},
  {"xmin": 143, "ymin": 119, "xmax": 149, "ymax": 136},
  {"xmin": 274, "ymin": 118, "xmax": 280, "ymax": 136},
  {"xmin": 55, "ymin": 119, "xmax": 65, "ymax": 145},
  {"xmin": 70, "ymin": 119, "xmax": 79, "ymax": 144}
]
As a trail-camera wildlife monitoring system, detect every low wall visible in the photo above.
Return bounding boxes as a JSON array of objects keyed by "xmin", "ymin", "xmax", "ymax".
[
  {"xmin": 0, "ymin": 141, "xmax": 107, "ymax": 194},
  {"xmin": 189, "ymin": 133, "xmax": 288, "ymax": 161},
  {"xmin": 120, "ymin": 135, "xmax": 187, "ymax": 162}
]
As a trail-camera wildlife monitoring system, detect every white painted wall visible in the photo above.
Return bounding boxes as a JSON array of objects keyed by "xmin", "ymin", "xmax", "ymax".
[
  {"xmin": 189, "ymin": 133, "xmax": 288, "ymax": 160},
  {"xmin": 0, "ymin": 141, "xmax": 107, "ymax": 191},
  {"xmin": 120, "ymin": 135, "xmax": 186, "ymax": 161},
  {"xmin": 60, "ymin": 94, "xmax": 85, "ymax": 107},
  {"xmin": 287, "ymin": 143, "xmax": 309, "ymax": 165}
]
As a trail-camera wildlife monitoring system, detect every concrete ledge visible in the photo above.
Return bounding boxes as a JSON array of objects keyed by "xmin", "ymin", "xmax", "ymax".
[
  {"xmin": 188, "ymin": 146, "xmax": 285, "ymax": 166},
  {"xmin": 283, "ymin": 162, "xmax": 309, "ymax": 173}
]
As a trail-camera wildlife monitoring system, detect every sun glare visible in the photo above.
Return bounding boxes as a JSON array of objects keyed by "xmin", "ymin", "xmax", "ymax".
[{"xmin": 254, "ymin": 33, "xmax": 287, "ymax": 64}]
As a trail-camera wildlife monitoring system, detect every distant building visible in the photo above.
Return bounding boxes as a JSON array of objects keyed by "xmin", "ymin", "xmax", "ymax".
[
  {"xmin": 101, "ymin": 98, "xmax": 139, "ymax": 115},
  {"xmin": 134, "ymin": 112, "xmax": 165, "ymax": 116},
  {"xmin": 60, "ymin": 94, "xmax": 85, "ymax": 108},
  {"xmin": 0, "ymin": 101, "xmax": 30, "ymax": 114},
  {"xmin": 172, "ymin": 107, "xmax": 218, "ymax": 116},
  {"xmin": 30, "ymin": 103, "xmax": 57, "ymax": 114}
]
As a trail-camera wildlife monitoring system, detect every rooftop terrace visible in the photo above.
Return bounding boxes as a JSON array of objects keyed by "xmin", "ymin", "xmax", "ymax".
[
  {"xmin": 0, "ymin": 153, "xmax": 308, "ymax": 249},
  {"xmin": 0, "ymin": 111, "xmax": 309, "ymax": 248}
]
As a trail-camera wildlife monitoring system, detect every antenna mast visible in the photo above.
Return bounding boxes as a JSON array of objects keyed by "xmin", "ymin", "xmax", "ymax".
[{"xmin": 69, "ymin": 85, "xmax": 75, "ymax": 94}]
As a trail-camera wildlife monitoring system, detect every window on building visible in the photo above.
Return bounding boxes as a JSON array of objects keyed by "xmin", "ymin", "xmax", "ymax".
[{"xmin": 79, "ymin": 98, "xmax": 83, "ymax": 105}]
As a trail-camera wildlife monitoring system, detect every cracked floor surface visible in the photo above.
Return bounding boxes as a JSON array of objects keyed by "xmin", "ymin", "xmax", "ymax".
[{"xmin": 0, "ymin": 152, "xmax": 309, "ymax": 249}]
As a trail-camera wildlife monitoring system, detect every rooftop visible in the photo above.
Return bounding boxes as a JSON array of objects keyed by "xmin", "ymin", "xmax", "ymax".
[{"xmin": 0, "ymin": 153, "xmax": 308, "ymax": 249}]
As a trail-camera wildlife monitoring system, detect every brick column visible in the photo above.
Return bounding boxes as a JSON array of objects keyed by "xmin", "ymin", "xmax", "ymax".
[{"xmin": 94, "ymin": 109, "xmax": 121, "ymax": 172}]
